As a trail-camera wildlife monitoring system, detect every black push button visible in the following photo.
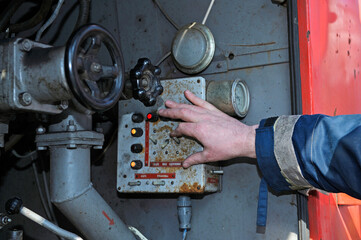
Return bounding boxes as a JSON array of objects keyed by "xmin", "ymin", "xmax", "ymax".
[
  {"xmin": 131, "ymin": 144, "xmax": 143, "ymax": 153},
  {"xmin": 132, "ymin": 113, "xmax": 144, "ymax": 123}
]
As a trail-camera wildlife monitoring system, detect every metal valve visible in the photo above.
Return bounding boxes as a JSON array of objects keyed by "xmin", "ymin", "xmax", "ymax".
[
  {"xmin": 130, "ymin": 58, "xmax": 163, "ymax": 106},
  {"xmin": 65, "ymin": 24, "xmax": 125, "ymax": 112}
]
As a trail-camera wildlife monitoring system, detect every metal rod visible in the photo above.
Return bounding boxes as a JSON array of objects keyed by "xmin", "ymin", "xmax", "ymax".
[
  {"xmin": 202, "ymin": 0, "xmax": 215, "ymax": 25},
  {"xmin": 20, "ymin": 206, "xmax": 82, "ymax": 240}
]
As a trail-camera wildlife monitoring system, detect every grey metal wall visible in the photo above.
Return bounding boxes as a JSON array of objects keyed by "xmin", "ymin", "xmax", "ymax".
[{"xmin": 0, "ymin": 0, "xmax": 298, "ymax": 239}]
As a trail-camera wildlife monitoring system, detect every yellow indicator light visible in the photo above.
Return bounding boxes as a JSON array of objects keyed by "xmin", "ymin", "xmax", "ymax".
[
  {"xmin": 131, "ymin": 129, "xmax": 136, "ymax": 135},
  {"xmin": 131, "ymin": 161, "xmax": 136, "ymax": 167}
]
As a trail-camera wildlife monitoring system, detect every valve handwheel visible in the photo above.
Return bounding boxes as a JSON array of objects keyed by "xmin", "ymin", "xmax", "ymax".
[{"xmin": 65, "ymin": 24, "xmax": 125, "ymax": 111}]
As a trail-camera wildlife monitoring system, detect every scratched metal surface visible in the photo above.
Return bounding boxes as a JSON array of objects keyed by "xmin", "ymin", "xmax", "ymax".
[
  {"xmin": 117, "ymin": 77, "xmax": 219, "ymax": 194},
  {"xmin": 0, "ymin": 0, "xmax": 297, "ymax": 239}
]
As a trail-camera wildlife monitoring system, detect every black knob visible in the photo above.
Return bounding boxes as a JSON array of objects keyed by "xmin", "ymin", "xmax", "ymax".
[
  {"xmin": 130, "ymin": 58, "xmax": 163, "ymax": 106},
  {"xmin": 131, "ymin": 128, "xmax": 143, "ymax": 137},
  {"xmin": 131, "ymin": 144, "xmax": 143, "ymax": 153},
  {"xmin": 132, "ymin": 113, "xmax": 144, "ymax": 123},
  {"xmin": 130, "ymin": 160, "xmax": 143, "ymax": 170},
  {"xmin": 146, "ymin": 113, "xmax": 159, "ymax": 122},
  {"xmin": 5, "ymin": 197, "xmax": 23, "ymax": 215}
]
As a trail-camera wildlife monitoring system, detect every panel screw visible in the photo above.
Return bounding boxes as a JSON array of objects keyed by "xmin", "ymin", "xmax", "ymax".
[
  {"xmin": 19, "ymin": 92, "xmax": 32, "ymax": 106},
  {"xmin": 20, "ymin": 39, "xmax": 33, "ymax": 52}
]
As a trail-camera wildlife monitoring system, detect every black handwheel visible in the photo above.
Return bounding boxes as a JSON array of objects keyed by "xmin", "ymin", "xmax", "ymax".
[{"xmin": 65, "ymin": 24, "xmax": 125, "ymax": 111}]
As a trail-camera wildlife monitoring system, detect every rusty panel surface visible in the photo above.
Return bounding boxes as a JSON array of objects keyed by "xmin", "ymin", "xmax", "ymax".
[{"xmin": 117, "ymin": 77, "xmax": 220, "ymax": 193}]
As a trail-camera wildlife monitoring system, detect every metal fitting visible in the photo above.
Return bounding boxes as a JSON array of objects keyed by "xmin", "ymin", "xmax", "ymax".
[
  {"xmin": 20, "ymin": 39, "xmax": 33, "ymax": 52},
  {"xmin": 0, "ymin": 213, "xmax": 12, "ymax": 230},
  {"xmin": 58, "ymin": 100, "xmax": 69, "ymax": 111},
  {"xmin": 177, "ymin": 196, "xmax": 192, "ymax": 230},
  {"xmin": 91, "ymin": 62, "xmax": 102, "ymax": 73},
  {"xmin": 93, "ymin": 145, "xmax": 103, "ymax": 149},
  {"xmin": 18, "ymin": 92, "xmax": 32, "ymax": 106}
]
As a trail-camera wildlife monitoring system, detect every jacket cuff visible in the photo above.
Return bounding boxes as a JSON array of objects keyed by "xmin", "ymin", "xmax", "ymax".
[
  {"xmin": 256, "ymin": 116, "xmax": 314, "ymax": 193},
  {"xmin": 255, "ymin": 118, "xmax": 291, "ymax": 192}
]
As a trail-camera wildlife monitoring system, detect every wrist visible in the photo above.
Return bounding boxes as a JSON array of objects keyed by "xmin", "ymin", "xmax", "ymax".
[{"xmin": 242, "ymin": 124, "xmax": 258, "ymax": 158}]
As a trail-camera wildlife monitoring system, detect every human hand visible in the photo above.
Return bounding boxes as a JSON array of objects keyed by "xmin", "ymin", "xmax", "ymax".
[{"xmin": 158, "ymin": 90, "xmax": 257, "ymax": 168}]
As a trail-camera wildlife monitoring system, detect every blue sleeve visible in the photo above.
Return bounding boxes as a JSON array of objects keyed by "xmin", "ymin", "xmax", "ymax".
[{"xmin": 256, "ymin": 114, "xmax": 361, "ymax": 199}]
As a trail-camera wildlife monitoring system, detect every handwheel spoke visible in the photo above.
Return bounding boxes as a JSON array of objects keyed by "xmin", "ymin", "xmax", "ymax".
[
  {"xmin": 85, "ymin": 79, "xmax": 101, "ymax": 98},
  {"xmin": 77, "ymin": 57, "xmax": 85, "ymax": 71},
  {"xmin": 100, "ymin": 65, "xmax": 119, "ymax": 79},
  {"xmin": 85, "ymin": 35, "xmax": 102, "ymax": 56}
]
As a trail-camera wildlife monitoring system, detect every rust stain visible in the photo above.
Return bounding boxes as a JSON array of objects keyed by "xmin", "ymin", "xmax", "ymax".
[
  {"xmin": 179, "ymin": 182, "xmax": 205, "ymax": 193},
  {"xmin": 156, "ymin": 125, "xmax": 173, "ymax": 132}
]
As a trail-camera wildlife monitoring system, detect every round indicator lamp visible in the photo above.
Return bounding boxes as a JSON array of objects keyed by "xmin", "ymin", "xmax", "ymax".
[
  {"xmin": 131, "ymin": 128, "xmax": 143, "ymax": 137},
  {"xmin": 146, "ymin": 113, "xmax": 158, "ymax": 122},
  {"xmin": 130, "ymin": 160, "xmax": 143, "ymax": 170}
]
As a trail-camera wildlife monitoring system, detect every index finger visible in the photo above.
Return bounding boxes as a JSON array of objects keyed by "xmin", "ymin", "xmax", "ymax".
[
  {"xmin": 158, "ymin": 108, "xmax": 199, "ymax": 123},
  {"xmin": 184, "ymin": 90, "xmax": 220, "ymax": 112}
]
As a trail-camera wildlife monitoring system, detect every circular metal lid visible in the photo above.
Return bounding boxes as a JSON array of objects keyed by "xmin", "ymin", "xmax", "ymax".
[
  {"xmin": 171, "ymin": 22, "xmax": 215, "ymax": 74},
  {"xmin": 232, "ymin": 79, "xmax": 250, "ymax": 118}
]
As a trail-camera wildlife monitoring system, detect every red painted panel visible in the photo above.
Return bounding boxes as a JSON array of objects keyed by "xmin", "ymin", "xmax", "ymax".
[{"xmin": 298, "ymin": 0, "xmax": 361, "ymax": 239}]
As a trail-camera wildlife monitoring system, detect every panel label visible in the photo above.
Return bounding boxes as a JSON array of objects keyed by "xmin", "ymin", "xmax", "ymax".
[
  {"xmin": 135, "ymin": 173, "xmax": 176, "ymax": 179},
  {"xmin": 150, "ymin": 162, "xmax": 182, "ymax": 167}
]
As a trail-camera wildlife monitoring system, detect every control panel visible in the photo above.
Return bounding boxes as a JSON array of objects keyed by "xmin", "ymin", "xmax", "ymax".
[{"xmin": 117, "ymin": 77, "xmax": 221, "ymax": 194}]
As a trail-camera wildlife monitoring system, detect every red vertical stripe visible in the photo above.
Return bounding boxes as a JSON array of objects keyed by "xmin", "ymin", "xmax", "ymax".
[{"xmin": 145, "ymin": 121, "xmax": 149, "ymax": 166}]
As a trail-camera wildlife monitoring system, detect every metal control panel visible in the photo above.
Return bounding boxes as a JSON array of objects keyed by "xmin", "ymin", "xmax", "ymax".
[{"xmin": 117, "ymin": 77, "xmax": 221, "ymax": 194}]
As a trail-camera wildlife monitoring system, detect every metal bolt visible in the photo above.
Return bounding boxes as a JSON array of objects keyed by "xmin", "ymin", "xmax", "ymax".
[
  {"xmin": 91, "ymin": 62, "xmax": 102, "ymax": 73},
  {"xmin": 18, "ymin": 92, "xmax": 32, "ymax": 106},
  {"xmin": 36, "ymin": 127, "xmax": 46, "ymax": 135},
  {"xmin": 67, "ymin": 144, "xmax": 77, "ymax": 149},
  {"xmin": 58, "ymin": 100, "xmax": 69, "ymax": 111},
  {"xmin": 216, "ymin": 63, "xmax": 222, "ymax": 68},
  {"xmin": 20, "ymin": 39, "xmax": 33, "ymax": 52},
  {"xmin": 37, "ymin": 146, "xmax": 47, "ymax": 151},
  {"xmin": 67, "ymin": 120, "xmax": 77, "ymax": 132}
]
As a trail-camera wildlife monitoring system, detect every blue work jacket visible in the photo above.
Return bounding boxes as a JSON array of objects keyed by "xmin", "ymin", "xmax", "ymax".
[{"xmin": 256, "ymin": 114, "xmax": 361, "ymax": 199}]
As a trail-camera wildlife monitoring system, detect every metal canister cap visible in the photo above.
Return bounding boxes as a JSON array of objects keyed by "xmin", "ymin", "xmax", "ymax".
[{"xmin": 172, "ymin": 22, "xmax": 215, "ymax": 74}]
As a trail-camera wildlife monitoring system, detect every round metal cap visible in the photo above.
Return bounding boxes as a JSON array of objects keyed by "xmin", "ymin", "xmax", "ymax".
[
  {"xmin": 171, "ymin": 22, "xmax": 215, "ymax": 74},
  {"xmin": 232, "ymin": 80, "xmax": 250, "ymax": 118}
]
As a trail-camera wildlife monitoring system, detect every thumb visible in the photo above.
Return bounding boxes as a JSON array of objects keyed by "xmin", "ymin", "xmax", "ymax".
[{"xmin": 183, "ymin": 151, "xmax": 206, "ymax": 168}]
